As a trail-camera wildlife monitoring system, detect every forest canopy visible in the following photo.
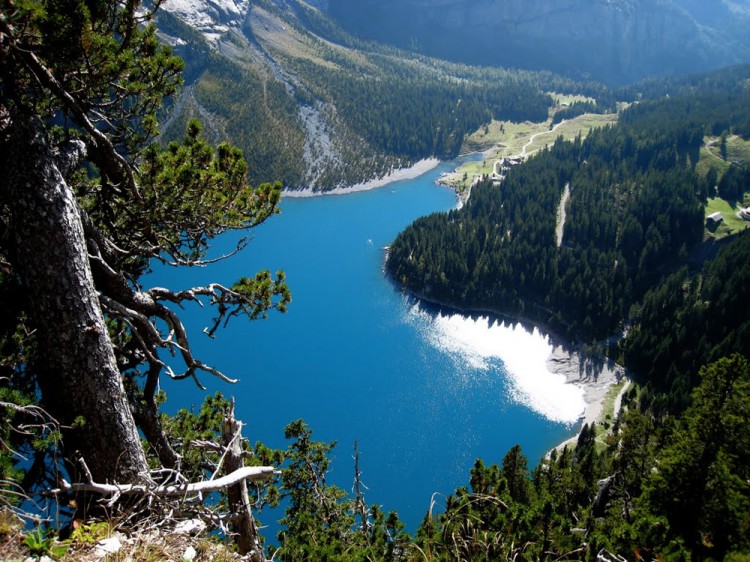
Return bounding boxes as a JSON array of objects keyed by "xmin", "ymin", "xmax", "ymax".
[{"xmin": 386, "ymin": 70, "xmax": 750, "ymax": 342}]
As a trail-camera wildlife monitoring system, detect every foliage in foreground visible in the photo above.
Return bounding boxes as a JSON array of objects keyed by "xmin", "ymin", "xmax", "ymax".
[
  {"xmin": 1, "ymin": 0, "xmax": 290, "ymax": 557},
  {"xmin": 112, "ymin": 351, "xmax": 747, "ymax": 562}
]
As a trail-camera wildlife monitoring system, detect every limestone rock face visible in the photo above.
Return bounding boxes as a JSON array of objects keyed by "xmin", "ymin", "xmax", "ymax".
[
  {"xmin": 159, "ymin": 0, "xmax": 252, "ymax": 44},
  {"xmin": 327, "ymin": 0, "xmax": 750, "ymax": 84}
]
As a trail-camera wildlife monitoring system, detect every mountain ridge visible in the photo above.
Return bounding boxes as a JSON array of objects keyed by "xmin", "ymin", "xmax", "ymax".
[{"xmin": 326, "ymin": 0, "xmax": 750, "ymax": 85}]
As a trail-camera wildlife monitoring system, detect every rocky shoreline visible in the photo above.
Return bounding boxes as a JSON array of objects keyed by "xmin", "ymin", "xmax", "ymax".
[
  {"xmin": 546, "ymin": 343, "xmax": 625, "ymax": 427},
  {"xmin": 282, "ymin": 158, "xmax": 442, "ymax": 198}
]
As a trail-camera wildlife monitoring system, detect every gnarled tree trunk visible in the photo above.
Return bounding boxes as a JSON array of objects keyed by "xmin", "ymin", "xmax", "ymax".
[
  {"xmin": 222, "ymin": 400, "xmax": 265, "ymax": 560},
  {"xmin": 1, "ymin": 114, "xmax": 149, "ymax": 484}
]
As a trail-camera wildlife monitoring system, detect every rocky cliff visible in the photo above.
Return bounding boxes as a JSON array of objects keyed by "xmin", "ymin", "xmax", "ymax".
[{"xmin": 327, "ymin": 0, "xmax": 750, "ymax": 84}]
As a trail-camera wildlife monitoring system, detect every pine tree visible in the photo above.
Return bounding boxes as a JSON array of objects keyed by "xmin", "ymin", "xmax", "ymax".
[{"xmin": 0, "ymin": 0, "xmax": 288, "ymax": 509}]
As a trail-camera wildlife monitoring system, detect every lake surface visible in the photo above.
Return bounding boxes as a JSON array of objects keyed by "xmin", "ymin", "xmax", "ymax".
[{"xmin": 147, "ymin": 159, "xmax": 580, "ymax": 530}]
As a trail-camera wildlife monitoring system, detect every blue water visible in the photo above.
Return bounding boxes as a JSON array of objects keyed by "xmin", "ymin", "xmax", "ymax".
[{"xmin": 146, "ymin": 160, "xmax": 572, "ymax": 531}]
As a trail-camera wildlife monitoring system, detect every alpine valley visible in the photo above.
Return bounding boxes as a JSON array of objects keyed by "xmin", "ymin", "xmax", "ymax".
[
  {"xmin": 153, "ymin": 0, "xmax": 750, "ymax": 189},
  {"xmin": 154, "ymin": 0, "xmax": 601, "ymax": 190},
  {"xmin": 2, "ymin": 0, "xmax": 750, "ymax": 561},
  {"xmin": 148, "ymin": 2, "xmax": 750, "ymax": 559}
]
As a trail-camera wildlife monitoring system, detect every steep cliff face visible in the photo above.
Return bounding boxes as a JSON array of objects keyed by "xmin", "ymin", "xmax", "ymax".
[{"xmin": 327, "ymin": 0, "xmax": 750, "ymax": 84}]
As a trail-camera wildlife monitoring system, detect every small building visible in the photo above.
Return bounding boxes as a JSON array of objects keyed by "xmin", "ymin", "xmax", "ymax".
[
  {"xmin": 739, "ymin": 207, "xmax": 750, "ymax": 221},
  {"xmin": 706, "ymin": 211, "xmax": 724, "ymax": 226}
]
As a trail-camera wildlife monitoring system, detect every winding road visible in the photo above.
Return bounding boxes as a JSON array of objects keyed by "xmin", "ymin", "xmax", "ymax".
[
  {"xmin": 521, "ymin": 119, "xmax": 566, "ymax": 157},
  {"xmin": 490, "ymin": 120, "xmax": 568, "ymax": 181}
]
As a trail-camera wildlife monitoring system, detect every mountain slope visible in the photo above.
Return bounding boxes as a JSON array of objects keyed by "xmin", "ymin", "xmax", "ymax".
[
  {"xmin": 155, "ymin": 0, "xmax": 596, "ymax": 190},
  {"xmin": 327, "ymin": 0, "xmax": 750, "ymax": 86}
]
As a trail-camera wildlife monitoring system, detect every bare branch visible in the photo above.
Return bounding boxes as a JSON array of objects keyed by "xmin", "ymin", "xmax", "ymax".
[
  {"xmin": 0, "ymin": 401, "xmax": 48, "ymax": 416},
  {"xmin": 49, "ymin": 466, "xmax": 279, "ymax": 498},
  {"xmin": 221, "ymin": 399, "xmax": 265, "ymax": 559},
  {"xmin": 99, "ymin": 289, "xmax": 238, "ymax": 389},
  {"xmin": 0, "ymin": 479, "xmax": 52, "ymax": 525},
  {"xmin": 189, "ymin": 440, "xmax": 226, "ymax": 454},
  {"xmin": 0, "ymin": 399, "xmax": 59, "ymax": 445},
  {"xmin": 77, "ymin": 455, "xmax": 95, "ymax": 484},
  {"xmin": 98, "ymin": 294, "xmax": 163, "ymax": 345},
  {"xmin": 191, "ymin": 440, "xmax": 254, "ymax": 459},
  {"xmin": 156, "ymin": 236, "xmax": 251, "ymax": 268}
]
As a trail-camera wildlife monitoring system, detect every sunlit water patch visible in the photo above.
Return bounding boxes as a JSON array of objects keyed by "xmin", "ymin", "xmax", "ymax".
[{"xmin": 406, "ymin": 304, "xmax": 585, "ymax": 424}]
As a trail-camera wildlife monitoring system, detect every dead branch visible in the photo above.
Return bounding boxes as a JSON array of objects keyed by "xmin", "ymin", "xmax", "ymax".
[
  {"xmin": 49, "ymin": 466, "xmax": 278, "ymax": 498},
  {"xmin": 221, "ymin": 399, "xmax": 265, "ymax": 560},
  {"xmin": 352, "ymin": 440, "xmax": 369, "ymax": 534}
]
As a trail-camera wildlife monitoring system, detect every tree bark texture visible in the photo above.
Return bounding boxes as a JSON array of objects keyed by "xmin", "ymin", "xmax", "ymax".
[{"xmin": 1, "ymin": 114, "xmax": 149, "ymax": 484}]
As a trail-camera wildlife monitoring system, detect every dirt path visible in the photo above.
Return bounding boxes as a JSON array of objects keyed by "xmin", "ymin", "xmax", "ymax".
[
  {"xmin": 556, "ymin": 182, "xmax": 570, "ymax": 247},
  {"xmin": 486, "ymin": 119, "xmax": 567, "ymax": 184},
  {"xmin": 613, "ymin": 378, "xmax": 632, "ymax": 417},
  {"xmin": 704, "ymin": 138, "xmax": 727, "ymax": 164},
  {"xmin": 521, "ymin": 119, "xmax": 566, "ymax": 157}
]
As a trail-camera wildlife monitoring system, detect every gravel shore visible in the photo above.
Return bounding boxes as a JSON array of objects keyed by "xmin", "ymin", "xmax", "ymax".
[
  {"xmin": 282, "ymin": 158, "xmax": 442, "ymax": 198},
  {"xmin": 546, "ymin": 344, "xmax": 626, "ymax": 427}
]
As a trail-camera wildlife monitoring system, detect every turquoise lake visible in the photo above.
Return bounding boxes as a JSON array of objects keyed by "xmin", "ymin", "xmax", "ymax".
[{"xmin": 147, "ymin": 159, "xmax": 576, "ymax": 531}]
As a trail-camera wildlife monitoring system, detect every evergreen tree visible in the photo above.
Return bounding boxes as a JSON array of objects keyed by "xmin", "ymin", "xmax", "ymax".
[
  {"xmin": 500, "ymin": 444, "xmax": 531, "ymax": 505},
  {"xmin": 0, "ymin": 0, "xmax": 289, "ymax": 546},
  {"xmin": 641, "ymin": 355, "xmax": 750, "ymax": 559}
]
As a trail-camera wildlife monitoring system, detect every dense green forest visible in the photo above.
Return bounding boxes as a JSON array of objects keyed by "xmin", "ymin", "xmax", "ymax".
[
  {"xmin": 294, "ymin": 61, "xmax": 551, "ymax": 159},
  {"xmin": 623, "ymin": 230, "xmax": 750, "ymax": 413},
  {"xmin": 386, "ymin": 67, "xmax": 750, "ymax": 342}
]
